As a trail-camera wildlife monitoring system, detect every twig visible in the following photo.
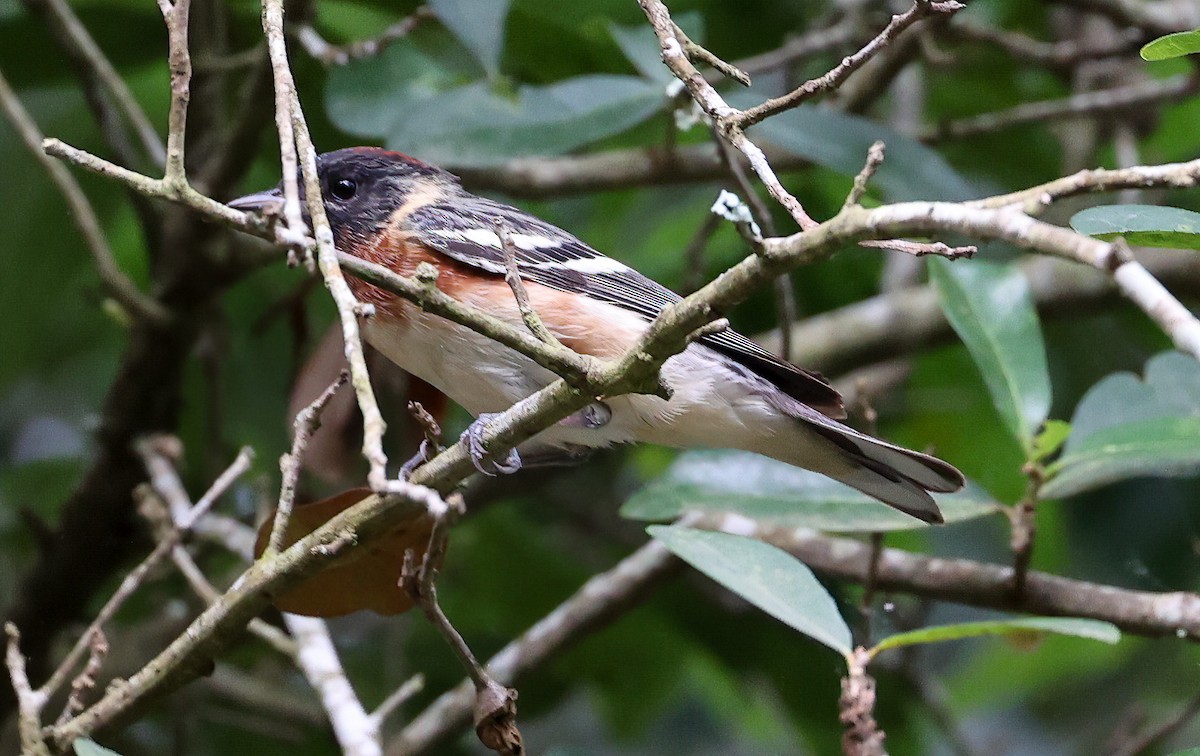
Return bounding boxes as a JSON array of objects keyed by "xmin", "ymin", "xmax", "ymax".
[
  {"xmin": 54, "ymin": 629, "xmax": 108, "ymax": 727},
  {"xmin": 708, "ymin": 124, "xmax": 797, "ymax": 359},
  {"xmin": 696, "ymin": 513, "xmax": 1200, "ymax": 639},
  {"xmin": 49, "ymin": 481, "xmax": 447, "ymax": 749},
  {"xmin": 0, "ymin": 68, "xmax": 170, "ymax": 325},
  {"xmin": 130, "ymin": 484, "xmax": 298, "ymax": 658},
  {"xmin": 771, "ymin": 247, "xmax": 1200, "ymax": 376},
  {"xmin": 37, "ymin": 442, "xmax": 254, "ymax": 701},
  {"xmin": 400, "ymin": 499, "xmax": 523, "ymax": 755},
  {"xmin": 736, "ymin": 0, "xmax": 966, "ymax": 129},
  {"xmin": 452, "ymin": 142, "xmax": 814, "ymax": 199},
  {"xmin": 370, "ymin": 674, "xmax": 426, "ymax": 732},
  {"xmin": 158, "ymin": 0, "xmax": 192, "ymax": 189},
  {"xmin": 21, "ymin": 0, "xmax": 165, "ymax": 169},
  {"xmin": 390, "ymin": 537, "xmax": 683, "ymax": 755},
  {"xmin": 268, "ymin": 370, "xmax": 350, "ymax": 554},
  {"xmin": 758, "ymin": 202, "xmax": 1200, "ymax": 359},
  {"xmin": 286, "ymin": 615, "xmax": 382, "ymax": 756},
  {"xmin": 1009, "ymin": 464, "xmax": 1044, "ymax": 597},
  {"xmin": 494, "ymin": 219, "xmax": 560, "ymax": 345},
  {"xmin": 843, "ymin": 141, "xmax": 887, "ymax": 210},
  {"xmin": 858, "ymin": 533, "xmax": 885, "ymax": 646},
  {"xmin": 840, "ymin": 647, "xmax": 886, "ymax": 756},
  {"xmin": 640, "ymin": 0, "xmax": 969, "ymax": 264},
  {"xmin": 927, "ymin": 73, "xmax": 1198, "ymax": 141},
  {"xmin": 296, "ymin": 6, "xmax": 434, "ymax": 65},
  {"xmin": 261, "ymin": 2, "xmax": 308, "ymax": 259},
  {"xmin": 858, "ymin": 238, "xmax": 976, "ymax": 258},
  {"xmin": 5, "ymin": 624, "xmax": 51, "ymax": 756},
  {"xmin": 260, "ymin": 0, "xmax": 398, "ymax": 492},
  {"xmin": 734, "ymin": 18, "xmax": 858, "ymax": 76},
  {"xmin": 673, "ymin": 22, "xmax": 750, "ymax": 86},
  {"xmin": 944, "ymin": 18, "xmax": 1143, "ymax": 68},
  {"xmin": 1108, "ymin": 691, "xmax": 1200, "ymax": 756},
  {"xmin": 166, "ymin": 540, "xmax": 298, "ymax": 658},
  {"xmin": 1052, "ymin": 0, "xmax": 1200, "ymax": 38},
  {"xmin": 680, "ymin": 211, "xmax": 722, "ymax": 294}
]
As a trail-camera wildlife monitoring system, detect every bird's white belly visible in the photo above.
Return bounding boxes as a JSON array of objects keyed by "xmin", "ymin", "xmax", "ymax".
[{"xmin": 364, "ymin": 310, "xmax": 783, "ymax": 453}]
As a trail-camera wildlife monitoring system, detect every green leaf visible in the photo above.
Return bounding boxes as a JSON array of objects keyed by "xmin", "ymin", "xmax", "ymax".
[
  {"xmin": 930, "ymin": 259, "xmax": 1051, "ymax": 449},
  {"xmin": 74, "ymin": 739, "xmax": 125, "ymax": 756},
  {"xmin": 325, "ymin": 45, "xmax": 466, "ymax": 138},
  {"xmin": 329, "ymin": 70, "xmax": 664, "ymax": 166},
  {"xmin": 1140, "ymin": 29, "xmax": 1200, "ymax": 61},
  {"xmin": 1031, "ymin": 420, "xmax": 1071, "ymax": 462},
  {"xmin": 872, "ymin": 617, "xmax": 1120, "ymax": 655},
  {"xmin": 647, "ymin": 525, "xmax": 852, "ymax": 656},
  {"xmin": 428, "ymin": 0, "xmax": 512, "ymax": 76},
  {"xmin": 620, "ymin": 450, "xmax": 1002, "ymax": 531},
  {"xmin": 1070, "ymin": 205, "xmax": 1200, "ymax": 250},
  {"xmin": 1042, "ymin": 352, "xmax": 1200, "ymax": 498},
  {"xmin": 737, "ymin": 101, "xmax": 978, "ymax": 202},
  {"xmin": 1042, "ymin": 417, "xmax": 1200, "ymax": 498}
]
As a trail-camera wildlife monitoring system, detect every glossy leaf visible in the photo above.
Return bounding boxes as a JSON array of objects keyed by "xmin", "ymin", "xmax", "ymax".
[
  {"xmin": 1070, "ymin": 205, "xmax": 1200, "ymax": 249},
  {"xmin": 1141, "ymin": 29, "xmax": 1200, "ymax": 60},
  {"xmin": 330, "ymin": 72, "xmax": 663, "ymax": 166},
  {"xmin": 738, "ymin": 100, "xmax": 978, "ymax": 202},
  {"xmin": 872, "ymin": 617, "xmax": 1120, "ymax": 655},
  {"xmin": 1042, "ymin": 417, "xmax": 1200, "ymax": 498},
  {"xmin": 74, "ymin": 740, "xmax": 124, "ymax": 756},
  {"xmin": 325, "ymin": 45, "xmax": 466, "ymax": 138},
  {"xmin": 621, "ymin": 450, "xmax": 1001, "ymax": 530},
  {"xmin": 1042, "ymin": 352, "xmax": 1200, "ymax": 498},
  {"xmin": 930, "ymin": 258, "xmax": 1051, "ymax": 449},
  {"xmin": 648, "ymin": 525, "xmax": 852, "ymax": 656},
  {"xmin": 429, "ymin": 0, "xmax": 512, "ymax": 76}
]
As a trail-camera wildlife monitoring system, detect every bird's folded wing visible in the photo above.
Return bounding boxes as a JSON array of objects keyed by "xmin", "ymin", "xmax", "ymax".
[{"xmin": 407, "ymin": 200, "xmax": 844, "ymax": 417}]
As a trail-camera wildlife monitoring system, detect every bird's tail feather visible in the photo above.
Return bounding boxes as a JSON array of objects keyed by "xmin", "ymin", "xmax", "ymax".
[{"xmin": 768, "ymin": 405, "xmax": 964, "ymax": 524}]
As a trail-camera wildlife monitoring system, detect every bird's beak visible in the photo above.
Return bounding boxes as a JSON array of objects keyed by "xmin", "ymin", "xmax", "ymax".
[{"xmin": 228, "ymin": 187, "xmax": 284, "ymax": 214}]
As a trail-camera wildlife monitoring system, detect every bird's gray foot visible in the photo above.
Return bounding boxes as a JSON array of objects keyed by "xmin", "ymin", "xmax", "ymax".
[{"xmin": 464, "ymin": 413, "xmax": 522, "ymax": 476}]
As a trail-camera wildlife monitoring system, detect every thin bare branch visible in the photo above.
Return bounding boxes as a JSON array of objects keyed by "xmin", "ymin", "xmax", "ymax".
[
  {"xmin": 268, "ymin": 370, "xmax": 350, "ymax": 554},
  {"xmin": 400, "ymin": 498, "xmax": 522, "ymax": 755},
  {"xmin": 0, "ymin": 69, "xmax": 170, "ymax": 325},
  {"xmin": 843, "ymin": 141, "xmax": 887, "ymax": 210},
  {"xmin": 390, "ymin": 538, "xmax": 682, "ymax": 755},
  {"xmin": 928, "ymin": 74, "xmax": 1199, "ymax": 141},
  {"xmin": 494, "ymin": 219, "xmax": 561, "ymax": 346},
  {"xmin": 736, "ymin": 0, "xmax": 965, "ymax": 129},
  {"xmin": 53, "ymin": 629, "xmax": 108, "ymax": 727},
  {"xmin": 158, "ymin": 0, "xmax": 192, "ymax": 188},
  {"xmin": 22, "ymin": 0, "xmax": 165, "ymax": 168},
  {"xmin": 296, "ymin": 6, "xmax": 434, "ymax": 65},
  {"xmin": 286, "ymin": 615, "xmax": 382, "ymax": 756},
  {"xmin": 5, "ymin": 624, "xmax": 51, "ymax": 756}
]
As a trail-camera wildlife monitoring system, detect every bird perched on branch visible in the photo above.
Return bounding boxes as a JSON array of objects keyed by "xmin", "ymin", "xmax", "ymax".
[{"xmin": 232, "ymin": 147, "xmax": 963, "ymax": 523}]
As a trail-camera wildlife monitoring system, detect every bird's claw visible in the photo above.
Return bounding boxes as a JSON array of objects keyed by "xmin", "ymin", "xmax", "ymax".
[
  {"xmin": 464, "ymin": 413, "xmax": 522, "ymax": 476},
  {"xmin": 398, "ymin": 439, "xmax": 435, "ymax": 480}
]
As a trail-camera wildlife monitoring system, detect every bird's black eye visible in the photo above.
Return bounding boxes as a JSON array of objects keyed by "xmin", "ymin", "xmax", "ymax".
[{"xmin": 330, "ymin": 178, "xmax": 357, "ymax": 201}]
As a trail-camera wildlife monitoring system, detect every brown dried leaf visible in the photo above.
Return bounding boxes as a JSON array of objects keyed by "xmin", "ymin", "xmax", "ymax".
[{"xmin": 253, "ymin": 487, "xmax": 439, "ymax": 617}]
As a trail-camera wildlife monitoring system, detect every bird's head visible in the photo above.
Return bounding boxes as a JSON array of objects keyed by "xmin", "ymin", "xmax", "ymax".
[{"xmin": 229, "ymin": 146, "xmax": 456, "ymax": 250}]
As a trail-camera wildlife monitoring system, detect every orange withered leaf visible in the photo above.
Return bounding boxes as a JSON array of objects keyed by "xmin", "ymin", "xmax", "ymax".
[{"xmin": 253, "ymin": 487, "xmax": 437, "ymax": 617}]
